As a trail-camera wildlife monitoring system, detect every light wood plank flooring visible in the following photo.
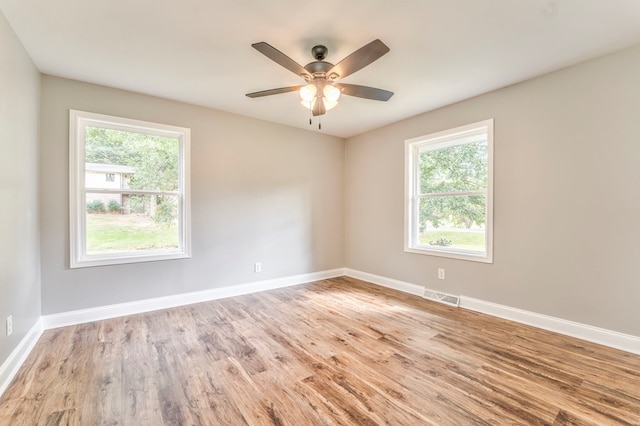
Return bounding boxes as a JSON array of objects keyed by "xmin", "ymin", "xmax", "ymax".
[{"xmin": 1, "ymin": 276, "xmax": 639, "ymax": 425}]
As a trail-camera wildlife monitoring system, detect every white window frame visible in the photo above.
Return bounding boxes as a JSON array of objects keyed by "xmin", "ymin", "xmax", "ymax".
[
  {"xmin": 404, "ymin": 119, "xmax": 494, "ymax": 263},
  {"xmin": 69, "ymin": 110, "xmax": 191, "ymax": 268}
]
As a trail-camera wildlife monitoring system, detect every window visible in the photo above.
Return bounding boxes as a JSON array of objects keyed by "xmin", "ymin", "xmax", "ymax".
[
  {"xmin": 70, "ymin": 110, "xmax": 191, "ymax": 268},
  {"xmin": 405, "ymin": 119, "xmax": 493, "ymax": 263}
]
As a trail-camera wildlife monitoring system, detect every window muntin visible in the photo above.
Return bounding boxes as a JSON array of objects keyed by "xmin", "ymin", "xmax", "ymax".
[
  {"xmin": 70, "ymin": 110, "xmax": 191, "ymax": 268},
  {"xmin": 405, "ymin": 119, "xmax": 493, "ymax": 263}
]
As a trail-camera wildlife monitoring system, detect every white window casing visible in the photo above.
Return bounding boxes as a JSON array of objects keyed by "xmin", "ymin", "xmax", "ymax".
[
  {"xmin": 69, "ymin": 110, "xmax": 191, "ymax": 268},
  {"xmin": 404, "ymin": 119, "xmax": 494, "ymax": 263}
]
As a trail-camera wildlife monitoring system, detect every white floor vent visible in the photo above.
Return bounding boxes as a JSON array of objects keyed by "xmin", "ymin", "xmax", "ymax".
[{"xmin": 422, "ymin": 289, "xmax": 460, "ymax": 307}]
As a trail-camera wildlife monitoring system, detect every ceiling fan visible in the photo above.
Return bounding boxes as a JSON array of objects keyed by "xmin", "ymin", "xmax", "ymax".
[{"xmin": 246, "ymin": 39, "xmax": 393, "ymax": 120}]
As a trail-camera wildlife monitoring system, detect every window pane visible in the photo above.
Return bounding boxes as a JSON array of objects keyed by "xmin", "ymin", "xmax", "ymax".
[
  {"xmin": 85, "ymin": 193, "xmax": 179, "ymax": 255},
  {"xmin": 405, "ymin": 119, "xmax": 492, "ymax": 262},
  {"xmin": 85, "ymin": 126, "xmax": 179, "ymax": 191},
  {"xmin": 71, "ymin": 110, "xmax": 190, "ymax": 268},
  {"xmin": 418, "ymin": 195, "xmax": 486, "ymax": 252},
  {"xmin": 419, "ymin": 141, "xmax": 487, "ymax": 194}
]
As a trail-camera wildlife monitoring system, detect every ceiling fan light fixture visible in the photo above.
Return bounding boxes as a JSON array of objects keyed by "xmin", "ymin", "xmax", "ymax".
[
  {"xmin": 300, "ymin": 84, "xmax": 340, "ymax": 111},
  {"xmin": 323, "ymin": 84, "xmax": 341, "ymax": 103},
  {"xmin": 323, "ymin": 98, "xmax": 339, "ymax": 111},
  {"xmin": 300, "ymin": 84, "xmax": 317, "ymax": 102}
]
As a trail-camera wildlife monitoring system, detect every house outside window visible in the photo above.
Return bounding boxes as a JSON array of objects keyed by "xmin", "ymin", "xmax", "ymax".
[
  {"xmin": 69, "ymin": 110, "xmax": 191, "ymax": 268},
  {"xmin": 405, "ymin": 119, "xmax": 493, "ymax": 263}
]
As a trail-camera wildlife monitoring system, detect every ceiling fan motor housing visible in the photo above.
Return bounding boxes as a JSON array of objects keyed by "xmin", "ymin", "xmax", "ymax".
[
  {"xmin": 304, "ymin": 61, "xmax": 334, "ymax": 79},
  {"xmin": 306, "ymin": 46, "xmax": 340, "ymax": 81},
  {"xmin": 311, "ymin": 45, "xmax": 328, "ymax": 60}
]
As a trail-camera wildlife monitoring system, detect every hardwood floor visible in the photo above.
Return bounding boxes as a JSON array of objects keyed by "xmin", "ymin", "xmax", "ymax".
[{"xmin": 1, "ymin": 276, "xmax": 639, "ymax": 425}]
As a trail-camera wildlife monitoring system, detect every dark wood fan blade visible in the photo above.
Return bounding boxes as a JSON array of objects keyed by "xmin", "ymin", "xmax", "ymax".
[
  {"xmin": 327, "ymin": 39, "xmax": 390, "ymax": 80},
  {"xmin": 246, "ymin": 86, "xmax": 303, "ymax": 98},
  {"xmin": 252, "ymin": 42, "xmax": 311, "ymax": 80},
  {"xmin": 335, "ymin": 83, "xmax": 394, "ymax": 101}
]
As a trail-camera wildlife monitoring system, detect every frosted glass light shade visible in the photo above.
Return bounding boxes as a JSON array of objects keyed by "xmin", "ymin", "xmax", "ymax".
[
  {"xmin": 300, "ymin": 83, "xmax": 340, "ymax": 112},
  {"xmin": 300, "ymin": 84, "xmax": 317, "ymax": 102},
  {"xmin": 323, "ymin": 85, "xmax": 341, "ymax": 102},
  {"xmin": 323, "ymin": 99, "xmax": 338, "ymax": 111}
]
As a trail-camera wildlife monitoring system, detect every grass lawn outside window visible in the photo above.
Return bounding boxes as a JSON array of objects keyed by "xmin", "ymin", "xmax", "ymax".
[{"xmin": 86, "ymin": 213, "xmax": 178, "ymax": 254}]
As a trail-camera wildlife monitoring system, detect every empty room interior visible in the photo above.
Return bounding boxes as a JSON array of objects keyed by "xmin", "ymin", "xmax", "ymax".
[{"xmin": 1, "ymin": 0, "xmax": 640, "ymax": 424}]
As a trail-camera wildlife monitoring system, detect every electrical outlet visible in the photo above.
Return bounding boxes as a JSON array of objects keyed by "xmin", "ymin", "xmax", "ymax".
[
  {"xmin": 438, "ymin": 268, "xmax": 445, "ymax": 280},
  {"xmin": 254, "ymin": 262, "xmax": 262, "ymax": 273},
  {"xmin": 6, "ymin": 315, "xmax": 12, "ymax": 336}
]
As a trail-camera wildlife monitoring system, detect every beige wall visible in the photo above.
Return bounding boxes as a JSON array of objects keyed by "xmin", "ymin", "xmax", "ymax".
[
  {"xmin": 0, "ymin": 12, "xmax": 41, "ymax": 362},
  {"xmin": 345, "ymin": 44, "xmax": 640, "ymax": 336},
  {"xmin": 40, "ymin": 76, "xmax": 344, "ymax": 314}
]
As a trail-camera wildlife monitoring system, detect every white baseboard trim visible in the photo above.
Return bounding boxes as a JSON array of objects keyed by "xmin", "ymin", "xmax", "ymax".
[
  {"xmin": 0, "ymin": 319, "xmax": 44, "ymax": 397},
  {"xmin": 459, "ymin": 296, "xmax": 640, "ymax": 355},
  {"xmin": 344, "ymin": 268, "xmax": 425, "ymax": 296},
  {"xmin": 42, "ymin": 268, "xmax": 345, "ymax": 329},
  {"xmin": 345, "ymin": 268, "xmax": 640, "ymax": 355}
]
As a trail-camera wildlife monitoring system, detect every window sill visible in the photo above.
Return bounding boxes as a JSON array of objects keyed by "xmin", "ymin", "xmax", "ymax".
[
  {"xmin": 404, "ymin": 246, "xmax": 493, "ymax": 264},
  {"xmin": 70, "ymin": 251, "xmax": 190, "ymax": 269}
]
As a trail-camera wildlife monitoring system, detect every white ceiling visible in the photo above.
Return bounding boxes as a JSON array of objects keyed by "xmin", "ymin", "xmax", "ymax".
[{"xmin": 2, "ymin": 0, "xmax": 640, "ymax": 138}]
